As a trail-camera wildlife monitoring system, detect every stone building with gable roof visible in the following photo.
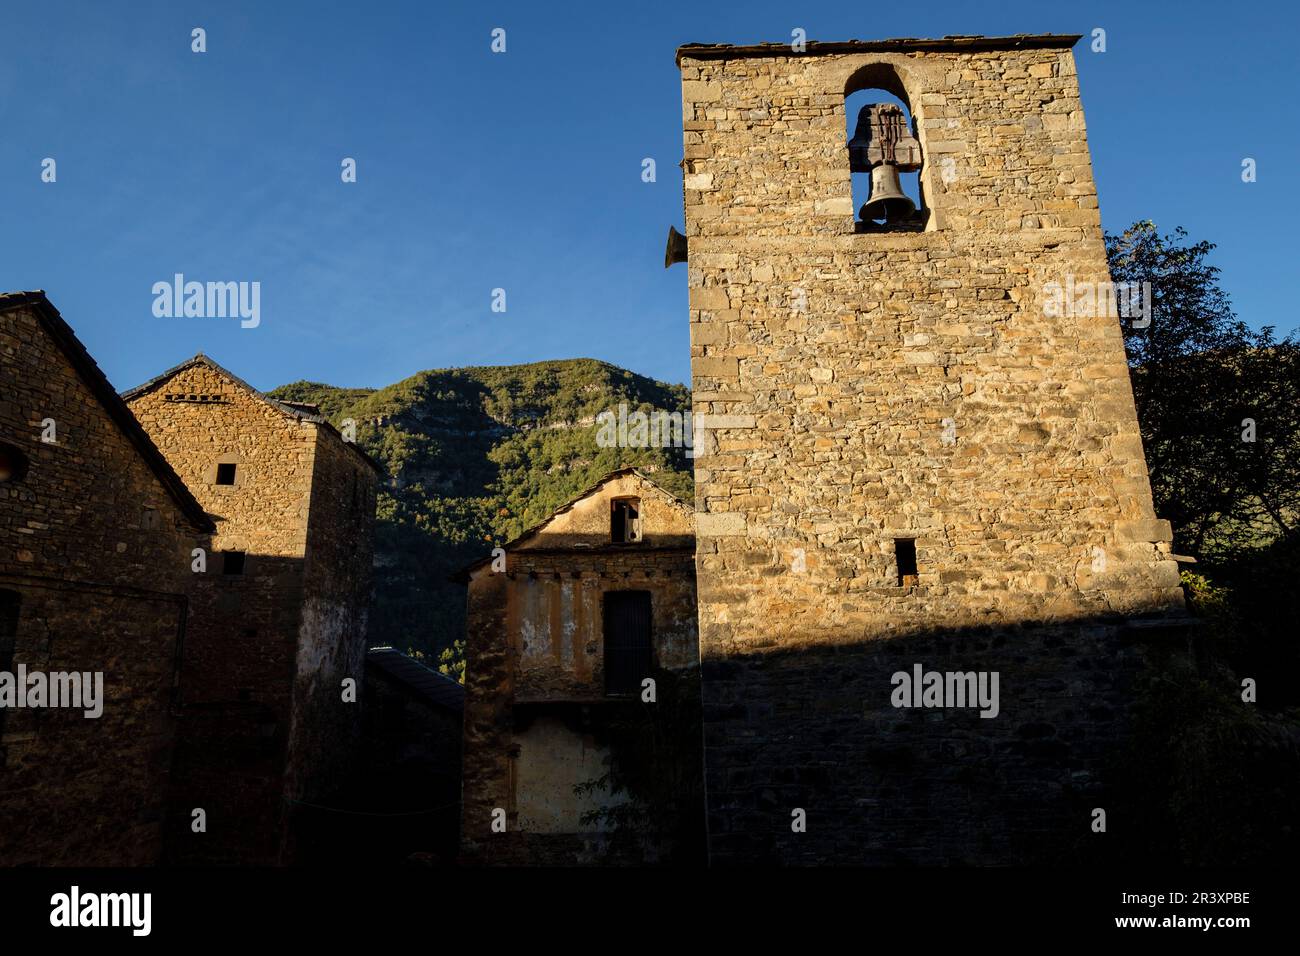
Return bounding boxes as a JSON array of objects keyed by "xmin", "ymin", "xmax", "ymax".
[
  {"xmin": 0, "ymin": 291, "xmax": 214, "ymax": 865},
  {"xmin": 458, "ymin": 467, "xmax": 702, "ymax": 864},
  {"xmin": 124, "ymin": 353, "xmax": 381, "ymax": 864}
]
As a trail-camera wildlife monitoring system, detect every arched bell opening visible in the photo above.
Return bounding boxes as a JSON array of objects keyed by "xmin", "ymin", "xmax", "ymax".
[{"xmin": 844, "ymin": 64, "xmax": 927, "ymax": 232}]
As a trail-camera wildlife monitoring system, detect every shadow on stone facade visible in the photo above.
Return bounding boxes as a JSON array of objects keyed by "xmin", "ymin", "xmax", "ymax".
[
  {"xmin": 304, "ymin": 648, "xmax": 465, "ymax": 866},
  {"xmin": 459, "ymin": 470, "xmax": 702, "ymax": 866},
  {"xmin": 162, "ymin": 548, "xmax": 369, "ymax": 867},
  {"xmin": 698, "ymin": 611, "xmax": 1215, "ymax": 866}
]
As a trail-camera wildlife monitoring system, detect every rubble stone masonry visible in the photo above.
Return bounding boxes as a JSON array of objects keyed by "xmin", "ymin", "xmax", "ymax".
[
  {"xmin": 127, "ymin": 358, "xmax": 377, "ymax": 863},
  {"xmin": 0, "ymin": 296, "xmax": 210, "ymax": 865},
  {"xmin": 676, "ymin": 36, "xmax": 1185, "ymax": 863}
]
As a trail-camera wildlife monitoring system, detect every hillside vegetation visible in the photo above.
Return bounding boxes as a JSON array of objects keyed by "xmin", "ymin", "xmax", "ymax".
[{"xmin": 270, "ymin": 359, "xmax": 693, "ymax": 657}]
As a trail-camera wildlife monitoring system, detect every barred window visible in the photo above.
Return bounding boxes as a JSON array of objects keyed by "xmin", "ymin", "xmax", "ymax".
[{"xmin": 603, "ymin": 591, "xmax": 653, "ymax": 697}]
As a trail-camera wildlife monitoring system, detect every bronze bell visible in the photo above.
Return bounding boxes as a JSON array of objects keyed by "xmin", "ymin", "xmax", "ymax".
[
  {"xmin": 848, "ymin": 102, "xmax": 922, "ymax": 224},
  {"xmin": 860, "ymin": 163, "xmax": 915, "ymax": 223},
  {"xmin": 847, "ymin": 111, "xmax": 878, "ymax": 174}
]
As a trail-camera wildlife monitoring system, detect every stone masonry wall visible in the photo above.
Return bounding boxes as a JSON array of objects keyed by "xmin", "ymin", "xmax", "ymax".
[
  {"xmin": 282, "ymin": 426, "xmax": 378, "ymax": 857},
  {"xmin": 677, "ymin": 38, "xmax": 1185, "ymax": 864},
  {"xmin": 354, "ymin": 667, "xmax": 463, "ymax": 863},
  {"xmin": 0, "ymin": 303, "xmax": 201, "ymax": 865},
  {"xmin": 129, "ymin": 362, "xmax": 325, "ymax": 863}
]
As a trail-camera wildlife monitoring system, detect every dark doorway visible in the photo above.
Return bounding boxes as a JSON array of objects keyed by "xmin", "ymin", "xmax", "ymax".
[
  {"xmin": 0, "ymin": 589, "xmax": 20, "ymax": 761},
  {"xmin": 603, "ymin": 590, "xmax": 652, "ymax": 696},
  {"xmin": 0, "ymin": 589, "xmax": 19, "ymax": 675}
]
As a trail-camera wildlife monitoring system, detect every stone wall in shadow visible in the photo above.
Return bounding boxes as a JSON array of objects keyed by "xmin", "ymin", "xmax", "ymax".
[{"xmin": 700, "ymin": 613, "xmax": 1200, "ymax": 865}]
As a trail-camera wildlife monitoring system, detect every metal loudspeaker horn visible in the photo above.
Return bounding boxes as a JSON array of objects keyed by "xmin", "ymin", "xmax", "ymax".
[{"xmin": 664, "ymin": 226, "xmax": 689, "ymax": 268}]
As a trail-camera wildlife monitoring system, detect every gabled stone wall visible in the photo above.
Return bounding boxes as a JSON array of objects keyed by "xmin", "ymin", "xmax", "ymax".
[
  {"xmin": 0, "ymin": 302, "xmax": 202, "ymax": 865},
  {"xmin": 127, "ymin": 360, "xmax": 376, "ymax": 863}
]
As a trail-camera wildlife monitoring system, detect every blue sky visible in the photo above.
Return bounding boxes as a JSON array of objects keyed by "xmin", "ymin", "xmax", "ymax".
[{"xmin": 2, "ymin": 0, "xmax": 1295, "ymax": 392}]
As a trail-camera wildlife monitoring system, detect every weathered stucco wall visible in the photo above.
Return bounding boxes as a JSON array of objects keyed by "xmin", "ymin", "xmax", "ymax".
[
  {"xmin": 283, "ymin": 425, "xmax": 378, "ymax": 853},
  {"xmin": 461, "ymin": 472, "xmax": 699, "ymax": 864},
  {"xmin": 513, "ymin": 716, "xmax": 624, "ymax": 833},
  {"xmin": 515, "ymin": 472, "xmax": 694, "ymax": 552},
  {"xmin": 505, "ymin": 553, "xmax": 699, "ymax": 701}
]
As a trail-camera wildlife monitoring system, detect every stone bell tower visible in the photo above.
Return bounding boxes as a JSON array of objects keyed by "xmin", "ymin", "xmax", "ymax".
[{"xmin": 673, "ymin": 34, "xmax": 1184, "ymax": 864}]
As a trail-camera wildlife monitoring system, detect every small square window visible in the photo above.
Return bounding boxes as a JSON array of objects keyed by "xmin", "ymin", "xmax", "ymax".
[
  {"xmin": 221, "ymin": 551, "xmax": 246, "ymax": 575},
  {"xmin": 215, "ymin": 463, "xmax": 237, "ymax": 485}
]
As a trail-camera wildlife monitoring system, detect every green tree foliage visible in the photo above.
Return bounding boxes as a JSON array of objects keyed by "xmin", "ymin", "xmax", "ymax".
[
  {"xmin": 1107, "ymin": 221, "xmax": 1300, "ymax": 557},
  {"xmin": 270, "ymin": 359, "xmax": 693, "ymax": 657},
  {"xmin": 573, "ymin": 669, "xmax": 706, "ymax": 865},
  {"xmin": 1104, "ymin": 223, "xmax": 1300, "ymax": 864},
  {"xmin": 1107, "ymin": 568, "xmax": 1300, "ymax": 865},
  {"xmin": 438, "ymin": 640, "xmax": 465, "ymax": 685}
]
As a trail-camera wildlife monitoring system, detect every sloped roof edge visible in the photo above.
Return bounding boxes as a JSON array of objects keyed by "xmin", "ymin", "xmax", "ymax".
[
  {"xmin": 122, "ymin": 353, "xmax": 383, "ymax": 475},
  {"xmin": 0, "ymin": 290, "xmax": 215, "ymax": 533},
  {"xmin": 453, "ymin": 467, "xmax": 694, "ymax": 580},
  {"xmin": 367, "ymin": 646, "xmax": 465, "ymax": 712}
]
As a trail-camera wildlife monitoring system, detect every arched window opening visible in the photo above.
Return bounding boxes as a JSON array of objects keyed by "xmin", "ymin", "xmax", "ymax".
[
  {"xmin": 0, "ymin": 442, "xmax": 29, "ymax": 483},
  {"xmin": 845, "ymin": 87, "xmax": 926, "ymax": 232}
]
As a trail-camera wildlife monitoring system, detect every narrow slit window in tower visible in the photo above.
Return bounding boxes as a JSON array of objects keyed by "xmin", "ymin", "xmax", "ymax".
[{"xmin": 895, "ymin": 539, "xmax": 918, "ymax": 588}]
